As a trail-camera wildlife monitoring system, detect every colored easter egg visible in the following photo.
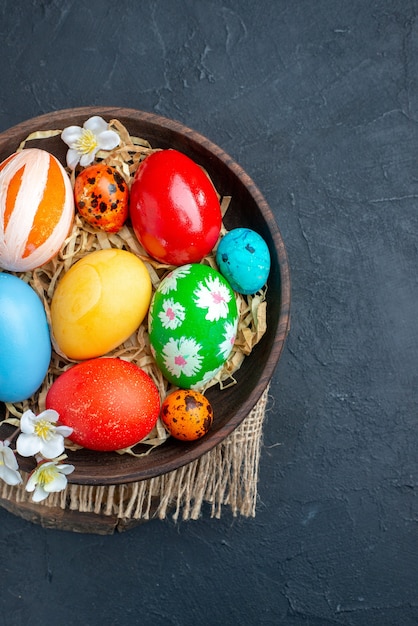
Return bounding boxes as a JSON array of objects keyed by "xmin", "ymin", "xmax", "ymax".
[
  {"xmin": 50, "ymin": 248, "xmax": 152, "ymax": 360},
  {"xmin": 0, "ymin": 273, "xmax": 51, "ymax": 402},
  {"xmin": 74, "ymin": 163, "xmax": 129, "ymax": 232},
  {"xmin": 149, "ymin": 263, "xmax": 238, "ymax": 389},
  {"xmin": 0, "ymin": 148, "xmax": 74, "ymax": 271},
  {"xmin": 216, "ymin": 228, "xmax": 271, "ymax": 294},
  {"xmin": 46, "ymin": 358, "xmax": 161, "ymax": 451},
  {"xmin": 161, "ymin": 389, "xmax": 214, "ymax": 441},
  {"xmin": 130, "ymin": 149, "xmax": 222, "ymax": 265}
]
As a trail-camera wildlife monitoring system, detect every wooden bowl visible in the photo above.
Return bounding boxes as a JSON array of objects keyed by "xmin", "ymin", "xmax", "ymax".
[{"xmin": 0, "ymin": 106, "xmax": 291, "ymax": 485}]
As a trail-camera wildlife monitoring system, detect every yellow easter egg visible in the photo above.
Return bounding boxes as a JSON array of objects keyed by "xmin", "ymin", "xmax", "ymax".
[{"xmin": 51, "ymin": 249, "xmax": 152, "ymax": 360}]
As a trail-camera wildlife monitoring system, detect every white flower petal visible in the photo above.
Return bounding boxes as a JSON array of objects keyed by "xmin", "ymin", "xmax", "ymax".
[
  {"xmin": 44, "ymin": 472, "xmax": 68, "ymax": 493},
  {"xmin": 84, "ymin": 115, "xmax": 108, "ymax": 134},
  {"xmin": 56, "ymin": 425, "xmax": 73, "ymax": 438},
  {"xmin": 16, "ymin": 433, "xmax": 41, "ymax": 457},
  {"xmin": 56, "ymin": 463, "xmax": 75, "ymax": 476},
  {"xmin": 79, "ymin": 151, "xmax": 96, "ymax": 167},
  {"xmin": 0, "ymin": 465, "xmax": 22, "ymax": 486},
  {"xmin": 20, "ymin": 410, "xmax": 37, "ymax": 434},
  {"xmin": 96, "ymin": 129, "xmax": 120, "ymax": 151},
  {"xmin": 40, "ymin": 436, "xmax": 65, "ymax": 459},
  {"xmin": 25, "ymin": 472, "xmax": 37, "ymax": 492},
  {"xmin": 31, "ymin": 485, "xmax": 49, "ymax": 502},
  {"xmin": 66, "ymin": 148, "xmax": 81, "ymax": 169},
  {"xmin": 61, "ymin": 125, "xmax": 83, "ymax": 148},
  {"xmin": 2, "ymin": 444, "xmax": 19, "ymax": 470},
  {"xmin": 42, "ymin": 409, "xmax": 60, "ymax": 424}
]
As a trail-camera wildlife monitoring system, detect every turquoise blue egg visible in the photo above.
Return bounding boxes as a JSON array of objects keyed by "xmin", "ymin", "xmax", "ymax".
[
  {"xmin": 216, "ymin": 228, "xmax": 271, "ymax": 295},
  {"xmin": 0, "ymin": 273, "xmax": 51, "ymax": 403}
]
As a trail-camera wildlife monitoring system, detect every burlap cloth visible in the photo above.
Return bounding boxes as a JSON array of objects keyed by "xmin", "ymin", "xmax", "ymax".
[{"xmin": 0, "ymin": 386, "xmax": 269, "ymax": 532}]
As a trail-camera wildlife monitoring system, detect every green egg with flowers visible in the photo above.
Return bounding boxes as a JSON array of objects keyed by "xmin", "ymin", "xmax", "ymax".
[{"xmin": 148, "ymin": 264, "xmax": 239, "ymax": 389}]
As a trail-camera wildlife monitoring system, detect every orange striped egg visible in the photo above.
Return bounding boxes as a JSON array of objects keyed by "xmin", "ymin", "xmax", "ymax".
[{"xmin": 0, "ymin": 148, "xmax": 74, "ymax": 271}]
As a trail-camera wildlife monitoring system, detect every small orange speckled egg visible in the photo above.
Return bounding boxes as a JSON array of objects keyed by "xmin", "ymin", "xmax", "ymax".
[
  {"xmin": 74, "ymin": 163, "xmax": 128, "ymax": 232},
  {"xmin": 161, "ymin": 389, "xmax": 214, "ymax": 441}
]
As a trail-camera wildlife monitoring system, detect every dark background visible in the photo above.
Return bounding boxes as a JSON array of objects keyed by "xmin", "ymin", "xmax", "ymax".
[{"xmin": 1, "ymin": 1, "xmax": 417, "ymax": 624}]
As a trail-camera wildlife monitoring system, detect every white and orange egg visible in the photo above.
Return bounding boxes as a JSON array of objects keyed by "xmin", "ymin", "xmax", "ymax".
[{"xmin": 0, "ymin": 148, "xmax": 74, "ymax": 271}]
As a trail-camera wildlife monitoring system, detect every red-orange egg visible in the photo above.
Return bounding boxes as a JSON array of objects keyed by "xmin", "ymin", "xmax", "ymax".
[
  {"xmin": 74, "ymin": 164, "xmax": 129, "ymax": 232},
  {"xmin": 0, "ymin": 148, "xmax": 74, "ymax": 271},
  {"xmin": 160, "ymin": 389, "xmax": 214, "ymax": 441},
  {"xmin": 45, "ymin": 358, "xmax": 161, "ymax": 451}
]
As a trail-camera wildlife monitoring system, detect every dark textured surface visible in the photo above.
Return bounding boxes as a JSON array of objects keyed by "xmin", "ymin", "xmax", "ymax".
[{"xmin": 0, "ymin": 1, "xmax": 417, "ymax": 624}]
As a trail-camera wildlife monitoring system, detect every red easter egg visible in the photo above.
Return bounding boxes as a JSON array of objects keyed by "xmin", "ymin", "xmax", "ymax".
[
  {"xmin": 45, "ymin": 358, "xmax": 161, "ymax": 452},
  {"xmin": 130, "ymin": 149, "xmax": 222, "ymax": 265}
]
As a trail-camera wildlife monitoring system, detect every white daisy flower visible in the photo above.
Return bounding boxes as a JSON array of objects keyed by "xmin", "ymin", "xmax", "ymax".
[
  {"xmin": 61, "ymin": 115, "xmax": 120, "ymax": 169},
  {"xmin": 159, "ymin": 265, "xmax": 191, "ymax": 294},
  {"xmin": 162, "ymin": 336, "xmax": 203, "ymax": 379},
  {"xmin": 190, "ymin": 366, "xmax": 223, "ymax": 390},
  {"xmin": 194, "ymin": 275, "xmax": 231, "ymax": 321},
  {"xmin": 218, "ymin": 320, "xmax": 238, "ymax": 359},
  {"xmin": 26, "ymin": 459, "xmax": 75, "ymax": 503},
  {"xmin": 158, "ymin": 298, "xmax": 186, "ymax": 330},
  {"xmin": 16, "ymin": 409, "xmax": 73, "ymax": 460}
]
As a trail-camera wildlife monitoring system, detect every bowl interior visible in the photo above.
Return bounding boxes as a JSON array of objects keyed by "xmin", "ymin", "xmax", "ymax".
[{"xmin": 0, "ymin": 107, "xmax": 290, "ymax": 484}]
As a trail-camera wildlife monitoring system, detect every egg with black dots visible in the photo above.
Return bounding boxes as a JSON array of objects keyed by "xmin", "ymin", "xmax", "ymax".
[
  {"xmin": 216, "ymin": 227, "xmax": 271, "ymax": 295},
  {"xmin": 74, "ymin": 163, "xmax": 129, "ymax": 232},
  {"xmin": 161, "ymin": 389, "xmax": 214, "ymax": 441}
]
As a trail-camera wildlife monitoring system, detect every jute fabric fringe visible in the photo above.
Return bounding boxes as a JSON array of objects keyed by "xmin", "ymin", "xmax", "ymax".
[{"xmin": 0, "ymin": 386, "xmax": 269, "ymax": 522}]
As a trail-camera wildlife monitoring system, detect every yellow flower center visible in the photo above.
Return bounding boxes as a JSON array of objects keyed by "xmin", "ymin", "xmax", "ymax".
[
  {"xmin": 75, "ymin": 128, "xmax": 98, "ymax": 155},
  {"xmin": 34, "ymin": 419, "xmax": 53, "ymax": 440},
  {"xmin": 38, "ymin": 465, "xmax": 59, "ymax": 487}
]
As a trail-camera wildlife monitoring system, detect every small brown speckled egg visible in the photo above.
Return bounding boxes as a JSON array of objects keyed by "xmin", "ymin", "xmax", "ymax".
[
  {"xmin": 161, "ymin": 389, "xmax": 213, "ymax": 441},
  {"xmin": 74, "ymin": 163, "xmax": 128, "ymax": 232}
]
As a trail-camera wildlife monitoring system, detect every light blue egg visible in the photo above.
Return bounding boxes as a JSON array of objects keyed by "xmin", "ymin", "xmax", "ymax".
[
  {"xmin": 0, "ymin": 273, "xmax": 51, "ymax": 403},
  {"xmin": 216, "ymin": 228, "xmax": 271, "ymax": 295}
]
